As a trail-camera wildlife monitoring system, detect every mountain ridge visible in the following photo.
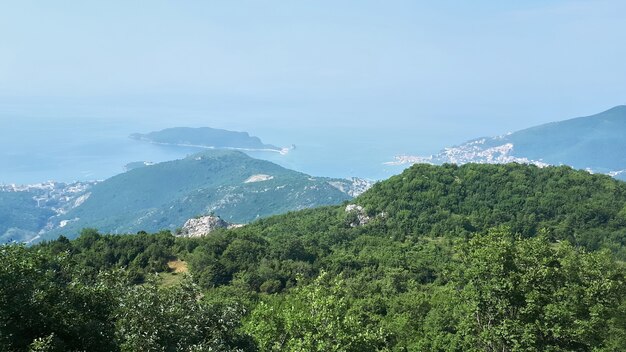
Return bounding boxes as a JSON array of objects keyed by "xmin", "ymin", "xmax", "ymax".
[{"xmin": 388, "ymin": 105, "xmax": 626, "ymax": 179}]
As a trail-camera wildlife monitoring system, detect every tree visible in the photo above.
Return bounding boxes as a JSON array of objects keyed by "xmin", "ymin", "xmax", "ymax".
[
  {"xmin": 419, "ymin": 231, "xmax": 626, "ymax": 351},
  {"xmin": 0, "ymin": 245, "xmax": 119, "ymax": 351},
  {"xmin": 114, "ymin": 277, "xmax": 251, "ymax": 352},
  {"xmin": 244, "ymin": 272, "xmax": 387, "ymax": 352}
]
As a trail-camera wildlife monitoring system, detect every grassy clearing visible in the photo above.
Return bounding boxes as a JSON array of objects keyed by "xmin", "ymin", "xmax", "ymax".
[
  {"xmin": 158, "ymin": 259, "xmax": 189, "ymax": 287},
  {"xmin": 167, "ymin": 258, "xmax": 188, "ymax": 273}
]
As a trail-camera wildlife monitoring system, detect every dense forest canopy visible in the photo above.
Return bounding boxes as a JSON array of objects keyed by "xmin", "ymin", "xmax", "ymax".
[{"xmin": 3, "ymin": 163, "xmax": 626, "ymax": 351}]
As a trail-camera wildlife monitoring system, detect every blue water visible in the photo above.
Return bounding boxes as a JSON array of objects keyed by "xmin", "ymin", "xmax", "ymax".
[
  {"xmin": 1, "ymin": 115, "xmax": 196, "ymax": 184},
  {"xmin": 0, "ymin": 104, "xmax": 442, "ymax": 184}
]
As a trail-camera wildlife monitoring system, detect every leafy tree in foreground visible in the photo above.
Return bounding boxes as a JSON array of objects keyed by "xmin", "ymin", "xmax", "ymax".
[
  {"xmin": 114, "ymin": 277, "xmax": 252, "ymax": 352},
  {"xmin": 244, "ymin": 272, "xmax": 387, "ymax": 352},
  {"xmin": 0, "ymin": 245, "xmax": 119, "ymax": 352},
  {"xmin": 419, "ymin": 231, "xmax": 626, "ymax": 351},
  {"xmin": 0, "ymin": 244, "xmax": 253, "ymax": 352}
]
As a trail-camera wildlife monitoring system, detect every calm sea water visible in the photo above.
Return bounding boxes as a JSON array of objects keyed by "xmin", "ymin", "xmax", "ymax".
[{"xmin": 0, "ymin": 105, "xmax": 440, "ymax": 184}]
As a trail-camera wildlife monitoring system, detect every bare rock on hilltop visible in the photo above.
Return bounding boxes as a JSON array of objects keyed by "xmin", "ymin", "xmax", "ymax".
[
  {"xmin": 178, "ymin": 215, "xmax": 231, "ymax": 238},
  {"xmin": 345, "ymin": 204, "xmax": 370, "ymax": 227}
]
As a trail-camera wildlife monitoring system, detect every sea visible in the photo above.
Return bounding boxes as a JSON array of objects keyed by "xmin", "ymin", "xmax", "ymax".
[{"xmin": 0, "ymin": 102, "xmax": 446, "ymax": 185}]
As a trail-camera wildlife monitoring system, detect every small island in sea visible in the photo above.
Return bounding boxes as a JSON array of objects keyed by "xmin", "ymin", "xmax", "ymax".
[{"xmin": 130, "ymin": 127, "xmax": 290, "ymax": 154}]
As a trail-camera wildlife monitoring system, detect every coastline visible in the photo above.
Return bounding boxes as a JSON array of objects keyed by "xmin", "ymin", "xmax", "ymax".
[
  {"xmin": 383, "ymin": 155, "xmax": 433, "ymax": 166},
  {"xmin": 142, "ymin": 141, "xmax": 291, "ymax": 155}
]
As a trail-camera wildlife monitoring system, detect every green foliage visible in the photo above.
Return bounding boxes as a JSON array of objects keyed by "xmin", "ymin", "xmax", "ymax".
[
  {"xmin": 0, "ymin": 245, "xmax": 120, "ymax": 351},
  {"xmin": 39, "ymin": 229, "xmax": 176, "ymax": 283},
  {"xmin": 244, "ymin": 272, "xmax": 387, "ymax": 352},
  {"xmin": 114, "ymin": 277, "xmax": 252, "ymax": 352},
  {"xmin": 419, "ymin": 231, "xmax": 626, "ymax": 351},
  {"xmin": 7, "ymin": 163, "xmax": 626, "ymax": 351},
  {"xmin": 358, "ymin": 163, "xmax": 626, "ymax": 258},
  {"xmin": 27, "ymin": 334, "xmax": 57, "ymax": 352},
  {"xmin": 0, "ymin": 242, "xmax": 251, "ymax": 352}
]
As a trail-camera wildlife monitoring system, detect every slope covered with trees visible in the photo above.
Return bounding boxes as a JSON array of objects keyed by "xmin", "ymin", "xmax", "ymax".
[
  {"xmin": 5, "ymin": 163, "xmax": 626, "ymax": 351},
  {"xmin": 42, "ymin": 150, "xmax": 353, "ymax": 240},
  {"xmin": 356, "ymin": 163, "xmax": 626, "ymax": 256},
  {"xmin": 0, "ymin": 191, "xmax": 54, "ymax": 242}
]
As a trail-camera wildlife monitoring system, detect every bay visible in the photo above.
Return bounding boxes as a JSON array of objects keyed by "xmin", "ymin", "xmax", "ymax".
[{"xmin": 0, "ymin": 104, "xmax": 437, "ymax": 184}]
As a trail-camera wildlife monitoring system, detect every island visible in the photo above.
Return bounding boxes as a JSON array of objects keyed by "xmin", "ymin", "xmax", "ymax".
[{"xmin": 130, "ymin": 127, "xmax": 289, "ymax": 154}]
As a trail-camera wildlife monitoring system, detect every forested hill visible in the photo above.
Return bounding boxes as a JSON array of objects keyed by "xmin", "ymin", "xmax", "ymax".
[
  {"xmin": 238, "ymin": 163, "xmax": 626, "ymax": 258},
  {"xmin": 6, "ymin": 163, "xmax": 626, "ymax": 351},
  {"xmin": 41, "ymin": 150, "xmax": 355, "ymax": 241},
  {"xmin": 355, "ymin": 163, "xmax": 626, "ymax": 252}
]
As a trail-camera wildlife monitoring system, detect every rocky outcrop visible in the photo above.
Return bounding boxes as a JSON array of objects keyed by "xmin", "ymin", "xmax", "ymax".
[
  {"xmin": 244, "ymin": 174, "xmax": 274, "ymax": 183},
  {"xmin": 345, "ymin": 204, "xmax": 370, "ymax": 227},
  {"xmin": 177, "ymin": 215, "xmax": 231, "ymax": 237},
  {"xmin": 328, "ymin": 177, "xmax": 374, "ymax": 197}
]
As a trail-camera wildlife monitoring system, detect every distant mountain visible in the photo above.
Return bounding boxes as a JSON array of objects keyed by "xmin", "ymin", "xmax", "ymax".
[
  {"xmin": 388, "ymin": 105, "xmax": 626, "ymax": 180},
  {"xmin": 130, "ymin": 127, "xmax": 287, "ymax": 154},
  {"xmin": 37, "ymin": 150, "xmax": 370, "ymax": 240},
  {"xmin": 0, "ymin": 181, "xmax": 96, "ymax": 243}
]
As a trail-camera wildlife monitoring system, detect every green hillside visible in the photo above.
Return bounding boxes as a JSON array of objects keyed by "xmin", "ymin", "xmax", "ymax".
[
  {"xmin": 220, "ymin": 162, "xmax": 626, "ymax": 258},
  {"xmin": 42, "ymin": 150, "xmax": 351, "ymax": 239},
  {"xmin": 0, "ymin": 192, "xmax": 53, "ymax": 243},
  {"xmin": 356, "ymin": 163, "xmax": 626, "ymax": 252},
  {"xmin": 8, "ymin": 163, "xmax": 626, "ymax": 351}
]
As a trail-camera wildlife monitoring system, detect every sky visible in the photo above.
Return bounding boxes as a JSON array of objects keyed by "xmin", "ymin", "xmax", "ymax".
[{"xmin": 1, "ymin": 0, "xmax": 626, "ymax": 150}]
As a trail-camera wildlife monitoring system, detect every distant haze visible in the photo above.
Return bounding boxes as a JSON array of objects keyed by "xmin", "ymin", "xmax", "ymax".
[{"xmin": 1, "ymin": 1, "xmax": 626, "ymax": 182}]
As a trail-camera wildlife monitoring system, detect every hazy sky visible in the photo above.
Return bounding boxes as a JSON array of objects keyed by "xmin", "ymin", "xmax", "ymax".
[{"xmin": 1, "ymin": 0, "xmax": 626, "ymax": 148}]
